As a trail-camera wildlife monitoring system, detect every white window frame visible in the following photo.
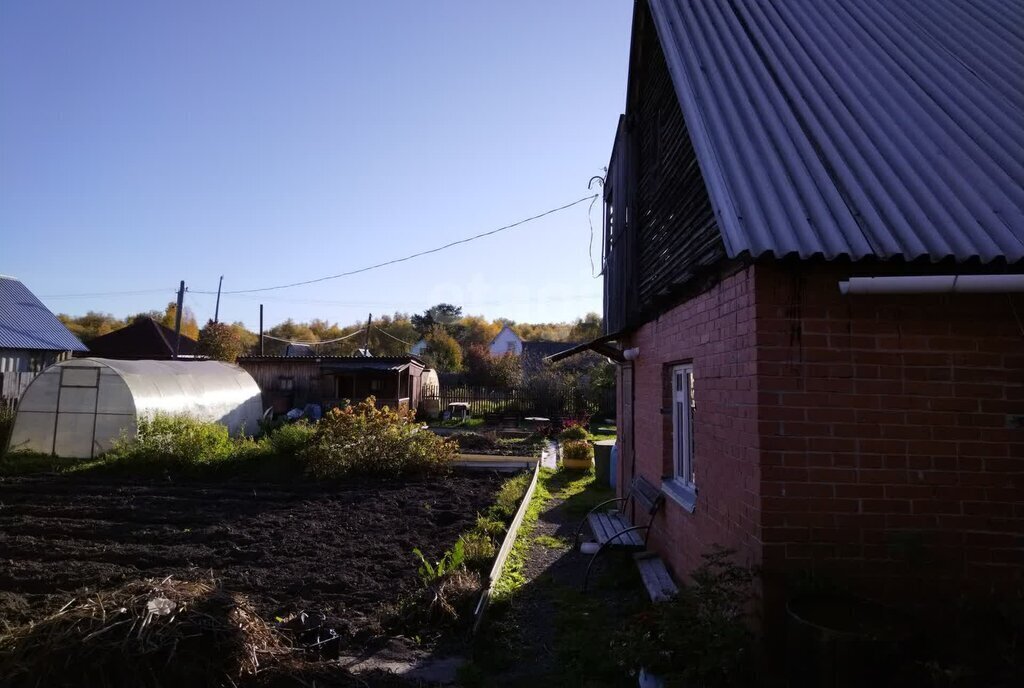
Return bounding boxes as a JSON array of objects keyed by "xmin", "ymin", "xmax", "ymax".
[{"xmin": 666, "ymin": 364, "xmax": 697, "ymax": 512}]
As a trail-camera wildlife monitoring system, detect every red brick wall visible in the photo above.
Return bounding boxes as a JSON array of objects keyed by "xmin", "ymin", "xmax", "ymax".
[
  {"xmin": 755, "ymin": 261, "xmax": 1024, "ymax": 605},
  {"xmin": 617, "ymin": 266, "xmax": 762, "ymax": 580}
]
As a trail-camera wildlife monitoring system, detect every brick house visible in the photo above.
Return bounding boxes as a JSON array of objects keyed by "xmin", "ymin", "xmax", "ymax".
[{"xmin": 558, "ymin": 0, "xmax": 1024, "ymax": 622}]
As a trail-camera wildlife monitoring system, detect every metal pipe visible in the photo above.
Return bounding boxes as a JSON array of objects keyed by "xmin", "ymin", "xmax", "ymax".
[{"xmin": 839, "ymin": 274, "xmax": 1024, "ymax": 295}]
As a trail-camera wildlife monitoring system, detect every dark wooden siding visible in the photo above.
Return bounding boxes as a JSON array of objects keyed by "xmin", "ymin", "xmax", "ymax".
[{"xmin": 604, "ymin": 2, "xmax": 724, "ymax": 333}]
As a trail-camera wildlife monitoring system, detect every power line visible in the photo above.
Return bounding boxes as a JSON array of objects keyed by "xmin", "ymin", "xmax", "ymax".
[
  {"xmin": 373, "ymin": 325, "xmax": 416, "ymax": 348},
  {"xmin": 192, "ymin": 195, "xmax": 598, "ymax": 295}
]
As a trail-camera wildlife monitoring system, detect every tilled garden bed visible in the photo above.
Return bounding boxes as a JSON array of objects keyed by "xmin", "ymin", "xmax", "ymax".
[{"xmin": 0, "ymin": 471, "xmax": 507, "ymax": 634}]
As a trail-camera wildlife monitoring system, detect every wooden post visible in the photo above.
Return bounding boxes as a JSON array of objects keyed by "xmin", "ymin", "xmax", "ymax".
[
  {"xmin": 259, "ymin": 304, "xmax": 264, "ymax": 355},
  {"xmin": 173, "ymin": 280, "xmax": 185, "ymax": 359},
  {"xmin": 214, "ymin": 276, "xmax": 223, "ymax": 323},
  {"xmin": 363, "ymin": 313, "xmax": 372, "ymax": 354}
]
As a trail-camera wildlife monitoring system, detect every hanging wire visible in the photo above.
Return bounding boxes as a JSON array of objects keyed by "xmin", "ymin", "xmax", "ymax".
[{"xmin": 191, "ymin": 194, "xmax": 598, "ymax": 295}]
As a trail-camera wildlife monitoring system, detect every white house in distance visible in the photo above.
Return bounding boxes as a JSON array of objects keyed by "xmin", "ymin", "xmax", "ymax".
[
  {"xmin": 487, "ymin": 325, "xmax": 522, "ymax": 357},
  {"xmin": 411, "ymin": 325, "xmax": 524, "ymax": 358}
]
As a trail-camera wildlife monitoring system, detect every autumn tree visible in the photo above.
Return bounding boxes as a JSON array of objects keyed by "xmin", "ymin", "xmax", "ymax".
[
  {"xmin": 58, "ymin": 312, "xmax": 126, "ymax": 341},
  {"xmin": 456, "ymin": 315, "xmax": 501, "ymax": 348},
  {"xmin": 464, "ymin": 344, "xmax": 521, "ymax": 388},
  {"xmin": 411, "ymin": 303, "xmax": 462, "ymax": 335},
  {"xmin": 421, "ymin": 325, "xmax": 463, "ymax": 372},
  {"xmin": 197, "ymin": 320, "xmax": 245, "ymax": 362},
  {"xmin": 160, "ymin": 302, "xmax": 200, "ymax": 341},
  {"xmin": 569, "ymin": 312, "xmax": 603, "ymax": 341}
]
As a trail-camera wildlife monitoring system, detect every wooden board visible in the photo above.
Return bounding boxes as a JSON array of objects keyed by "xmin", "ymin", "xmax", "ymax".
[
  {"xmin": 472, "ymin": 461, "xmax": 541, "ymax": 634},
  {"xmin": 634, "ymin": 552, "xmax": 679, "ymax": 602}
]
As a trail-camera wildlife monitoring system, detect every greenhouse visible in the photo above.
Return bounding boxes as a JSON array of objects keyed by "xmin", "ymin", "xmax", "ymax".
[{"xmin": 6, "ymin": 358, "xmax": 264, "ymax": 458}]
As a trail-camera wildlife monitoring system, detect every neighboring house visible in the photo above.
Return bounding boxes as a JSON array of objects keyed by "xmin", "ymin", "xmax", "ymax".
[
  {"xmin": 85, "ymin": 318, "xmax": 197, "ymax": 360},
  {"xmin": 558, "ymin": 0, "xmax": 1024, "ymax": 625},
  {"xmin": 237, "ymin": 355, "xmax": 426, "ymax": 415},
  {"xmin": 488, "ymin": 325, "xmax": 523, "ymax": 357},
  {"xmin": 0, "ymin": 275, "xmax": 88, "ymax": 401}
]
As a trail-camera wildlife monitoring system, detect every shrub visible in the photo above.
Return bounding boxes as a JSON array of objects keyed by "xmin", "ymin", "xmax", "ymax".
[
  {"xmin": 264, "ymin": 421, "xmax": 315, "ymax": 457},
  {"xmin": 301, "ymin": 397, "xmax": 456, "ymax": 478},
  {"xmin": 106, "ymin": 415, "xmax": 240, "ymax": 468},
  {"xmin": 560, "ymin": 440, "xmax": 594, "ymax": 468},
  {"xmin": 558, "ymin": 424, "xmax": 590, "ymax": 442},
  {"xmin": 612, "ymin": 547, "xmax": 754, "ymax": 686},
  {"xmin": 450, "ymin": 432, "xmax": 497, "ymax": 452}
]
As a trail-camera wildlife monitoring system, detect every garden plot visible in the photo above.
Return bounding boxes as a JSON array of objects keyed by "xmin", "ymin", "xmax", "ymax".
[{"xmin": 0, "ymin": 472, "xmax": 507, "ymax": 636}]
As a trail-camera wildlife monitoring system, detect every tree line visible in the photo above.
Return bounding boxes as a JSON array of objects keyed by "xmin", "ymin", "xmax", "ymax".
[{"xmin": 57, "ymin": 302, "xmax": 604, "ymax": 370}]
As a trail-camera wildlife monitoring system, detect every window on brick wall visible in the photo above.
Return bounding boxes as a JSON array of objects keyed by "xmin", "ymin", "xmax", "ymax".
[{"xmin": 667, "ymin": 364, "xmax": 697, "ymax": 512}]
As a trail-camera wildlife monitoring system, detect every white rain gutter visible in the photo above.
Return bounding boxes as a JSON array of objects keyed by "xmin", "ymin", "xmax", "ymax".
[{"xmin": 839, "ymin": 275, "xmax": 1024, "ymax": 295}]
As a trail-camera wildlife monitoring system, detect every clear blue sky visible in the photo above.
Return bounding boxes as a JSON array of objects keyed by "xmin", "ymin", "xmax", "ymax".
[{"xmin": 1, "ymin": 1, "xmax": 632, "ymax": 330}]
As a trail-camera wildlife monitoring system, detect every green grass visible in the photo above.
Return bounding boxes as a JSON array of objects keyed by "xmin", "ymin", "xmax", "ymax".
[
  {"xmin": 590, "ymin": 432, "xmax": 617, "ymax": 443},
  {"xmin": 0, "ymin": 452, "xmax": 111, "ymax": 476},
  {"xmin": 464, "ymin": 467, "xmax": 643, "ymax": 686},
  {"xmin": 533, "ymin": 534, "xmax": 567, "ymax": 549},
  {"xmin": 430, "ymin": 417, "xmax": 486, "ymax": 429},
  {"xmin": 492, "ymin": 468, "xmax": 555, "ymax": 599}
]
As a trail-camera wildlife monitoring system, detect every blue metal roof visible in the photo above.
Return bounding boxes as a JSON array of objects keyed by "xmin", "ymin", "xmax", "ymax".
[
  {"xmin": 0, "ymin": 276, "xmax": 88, "ymax": 352},
  {"xmin": 647, "ymin": 0, "xmax": 1024, "ymax": 263}
]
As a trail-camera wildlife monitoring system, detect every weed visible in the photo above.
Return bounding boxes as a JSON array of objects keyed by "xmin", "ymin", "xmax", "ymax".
[
  {"xmin": 413, "ymin": 540, "xmax": 466, "ymax": 585},
  {"xmin": 533, "ymin": 534, "xmax": 567, "ymax": 549},
  {"xmin": 489, "ymin": 472, "xmax": 532, "ymax": 521},
  {"xmin": 475, "ymin": 514, "xmax": 506, "ymax": 539},
  {"xmin": 460, "ymin": 533, "xmax": 497, "ymax": 572}
]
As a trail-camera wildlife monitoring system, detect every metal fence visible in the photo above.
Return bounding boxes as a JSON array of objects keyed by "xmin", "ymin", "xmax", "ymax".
[{"xmin": 427, "ymin": 384, "xmax": 613, "ymax": 420}]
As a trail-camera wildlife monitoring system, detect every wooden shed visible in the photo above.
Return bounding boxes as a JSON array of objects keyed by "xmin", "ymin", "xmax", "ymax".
[{"xmin": 237, "ymin": 355, "xmax": 426, "ymax": 415}]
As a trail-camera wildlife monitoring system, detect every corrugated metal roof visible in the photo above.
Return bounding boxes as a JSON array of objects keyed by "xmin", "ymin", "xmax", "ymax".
[
  {"xmin": 647, "ymin": 0, "xmax": 1024, "ymax": 263},
  {"xmin": 0, "ymin": 276, "xmax": 88, "ymax": 352}
]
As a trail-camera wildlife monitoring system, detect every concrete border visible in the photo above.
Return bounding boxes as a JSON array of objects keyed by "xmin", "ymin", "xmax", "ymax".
[{"xmin": 471, "ymin": 459, "xmax": 541, "ymax": 634}]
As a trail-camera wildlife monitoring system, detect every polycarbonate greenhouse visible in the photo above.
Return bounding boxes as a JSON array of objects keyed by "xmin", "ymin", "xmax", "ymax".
[{"xmin": 7, "ymin": 358, "xmax": 264, "ymax": 458}]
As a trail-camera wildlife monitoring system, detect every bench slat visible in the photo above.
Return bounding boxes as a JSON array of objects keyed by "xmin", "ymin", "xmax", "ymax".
[
  {"xmin": 588, "ymin": 513, "xmax": 631, "ymax": 546},
  {"xmin": 588, "ymin": 513, "xmax": 612, "ymax": 543}
]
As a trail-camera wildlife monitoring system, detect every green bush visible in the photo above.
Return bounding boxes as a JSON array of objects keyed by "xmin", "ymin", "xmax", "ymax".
[
  {"xmin": 558, "ymin": 424, "xmax": 590, "ymax": 442},
  {"xmin": 302, "ymin": 397, "xmax": 456, "ymax": 478},
  {"xmin": 560, "ymin": 440, "xmax": 594, "ymax": 467},
  {"xmin": 264, "ymin": 421, "xmax": 315, "ymax": 457},
  {"xmin": 106, "ymin": 414, "xmax": 242, "ymax": 468},
  {"xmin": 612, "ymin": 547, "xmax": 754, "ymax": 686}
]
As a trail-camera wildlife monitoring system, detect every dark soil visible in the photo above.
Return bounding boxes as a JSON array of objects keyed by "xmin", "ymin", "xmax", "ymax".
[{"xmin": 0, "ymin": 470, "xmax": 508, "ymax": 637}]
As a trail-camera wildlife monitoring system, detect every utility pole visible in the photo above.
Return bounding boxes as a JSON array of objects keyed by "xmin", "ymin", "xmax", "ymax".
[
  {"xmin": 363, "ymin": 313, "xmax": 372, "ymax": 354},
  {"xmin": 259, "ymin": 304, "xmax": 265, "ymax": 356},
  {"xmin": 173, "ymin": 280, "xmax": 185, "ymax": 359},
  {"xmin": 214, "ymin": 276, "xmax": 223, "ymax": 324}
]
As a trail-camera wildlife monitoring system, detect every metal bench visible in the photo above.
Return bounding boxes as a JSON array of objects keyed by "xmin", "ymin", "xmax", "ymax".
[{"xmin": 574, "ymin": 474, "xmax": 665, "ymax": 592}]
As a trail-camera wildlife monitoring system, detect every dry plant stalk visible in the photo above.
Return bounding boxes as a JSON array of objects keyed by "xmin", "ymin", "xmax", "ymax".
[{"xmin": 0, "ymin": 577, "xmax": 290, "ymax": 688}]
